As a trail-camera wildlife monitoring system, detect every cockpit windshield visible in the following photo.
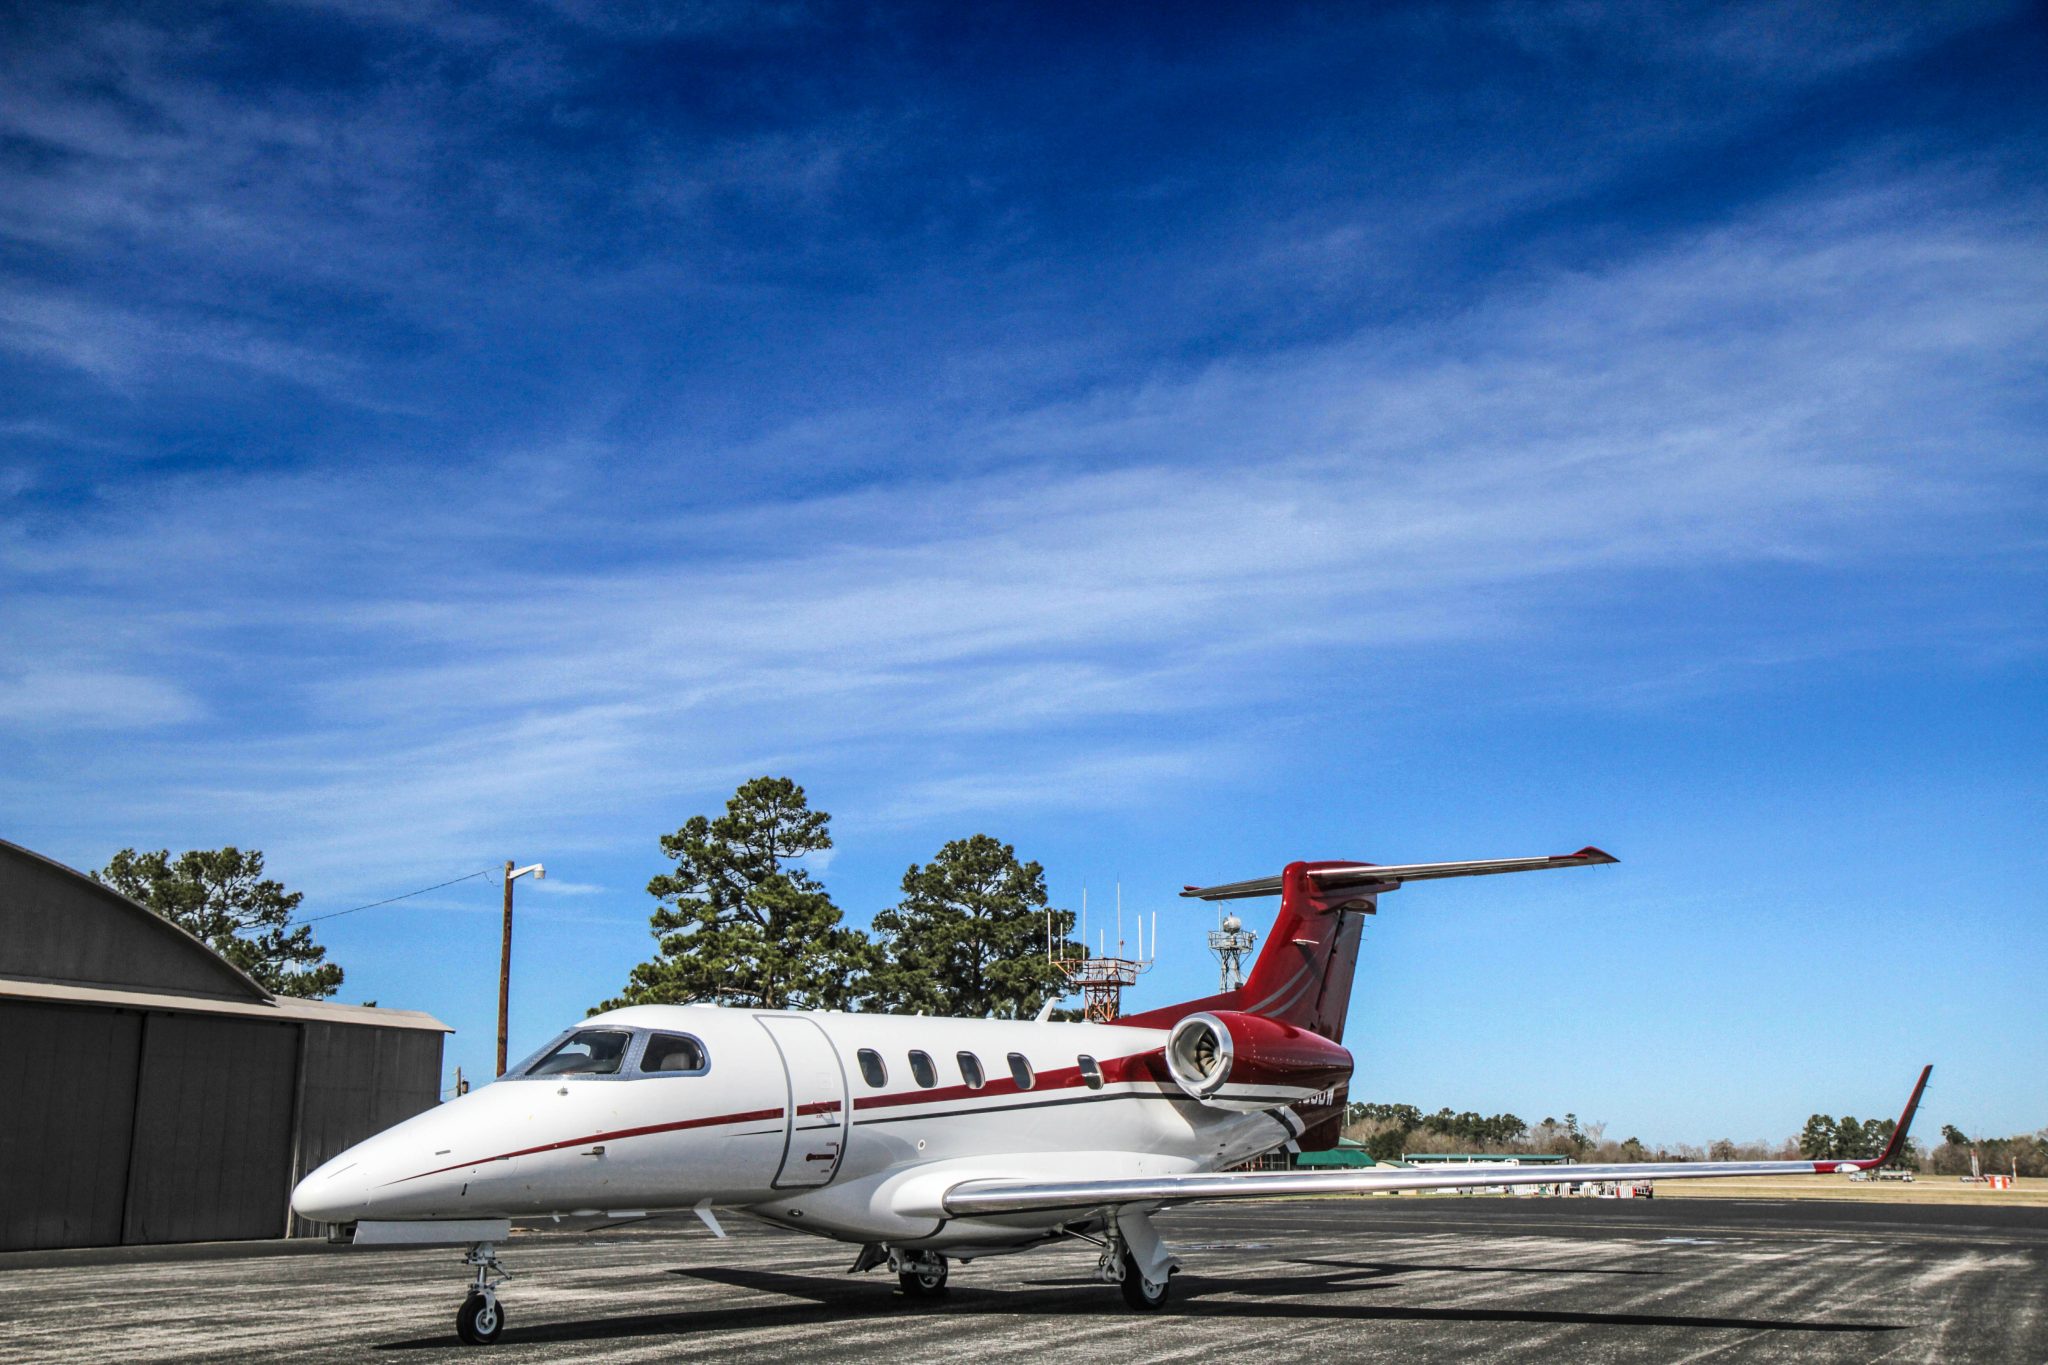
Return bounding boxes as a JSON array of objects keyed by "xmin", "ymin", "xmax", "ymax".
[{"xmin": 524, "ymin": 1029, "xmax": 631, "ymax": 1077}]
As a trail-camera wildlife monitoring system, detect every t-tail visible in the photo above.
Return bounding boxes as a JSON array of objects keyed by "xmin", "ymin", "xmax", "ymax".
[{"xmin": 1127, "ymin": 846, "xmax": 1618, "ymax": 1044}]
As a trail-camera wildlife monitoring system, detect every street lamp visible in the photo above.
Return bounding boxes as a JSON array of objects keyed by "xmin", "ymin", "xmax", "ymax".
[{"xmin": 497, "ymin": 861, "xmax": 545, "ymax": 1076}]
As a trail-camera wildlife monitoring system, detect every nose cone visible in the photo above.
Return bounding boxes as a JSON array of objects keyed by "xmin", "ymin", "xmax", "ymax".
[
  {"xmin": 293, "ymin": 1152, "xmax": 375, "ymax": 1224},
  {"xmin": 291, "ymin": 1084, "xmax": 531, "ymax": 1224}
]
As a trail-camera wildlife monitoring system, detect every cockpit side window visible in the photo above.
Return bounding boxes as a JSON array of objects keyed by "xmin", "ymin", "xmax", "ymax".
[
  {"xmin": 525, "ymin": 1029, "xmax": 631, "ymax": 1077},
  {"xmin": 640, "ymin": 1033, "xmax": 709, "ymax": 1075}
]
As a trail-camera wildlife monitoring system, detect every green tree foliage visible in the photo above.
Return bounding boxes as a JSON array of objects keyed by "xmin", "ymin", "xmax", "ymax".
[
  {"xmin": 1834, "ymin": 1114, "xmax": 1869, "ymax": 1159},
  {"xmin": 1349, "ymin": 1102, "xmax": 1423, "ymax": 1129},
  {"xmin": 1619, "ymin": 1136, "xmax": 1648, "ymax": 1161},
  {"xmin": 599, "ymin": 777, "xmax": 873, "ymax": 1012},
  {"xmin": 96, "ymin": 847, "xmax": 343, "ymax": 999},
  {"xmin": 864, "ymin": 834, "xmax": 1079, "ymax": 1019},
  {"xmin": 1798, "ymin": 1113, "xmax": 1900, "ymax": 1162},
  {"xmin": 1561, "ymin": 1112, "xmax": 1593, "ymax": 1159},
  {"xmin": 1343, "ymin": 1102, "xmax": 1528, "ymax": 1158},
  {"xmin": 1930, "ymin": 1126, "xmax": 2048, "ymax": 1178},
  {"xmin": 1799, "ymin": 1114, "xmax": 1838, "ymax": 1159},
  {"xmin": 1422, "ymin": 1108, "xmax": 1528, "ymax": 1147}
]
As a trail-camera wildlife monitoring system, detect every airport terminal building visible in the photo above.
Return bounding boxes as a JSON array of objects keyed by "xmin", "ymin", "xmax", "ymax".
[{"xmin": 0, "ymin": 838, "xmax": 450, "ymax": 1251}]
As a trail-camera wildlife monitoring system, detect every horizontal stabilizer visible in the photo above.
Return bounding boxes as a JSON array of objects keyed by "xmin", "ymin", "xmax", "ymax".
[{"xmin": 1181, "ymin": 847, "xmax": 1618, "ymax": 902}]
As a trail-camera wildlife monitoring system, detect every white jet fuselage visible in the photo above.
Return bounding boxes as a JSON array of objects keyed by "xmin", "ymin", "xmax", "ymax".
[{"xmin": 292, "ymin": 1005, "xmax": 1305, "ymax": 1251}]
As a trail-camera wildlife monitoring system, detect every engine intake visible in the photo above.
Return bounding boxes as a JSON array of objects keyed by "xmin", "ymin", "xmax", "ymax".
[{"xmin": 1162, "ymin": 1010, "xmax": 1353, "ymax": 1111}]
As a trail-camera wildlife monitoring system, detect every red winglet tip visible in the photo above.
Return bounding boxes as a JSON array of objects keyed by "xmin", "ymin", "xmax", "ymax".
[
  {"xmin": 1568, "ymin": 846, "xmax": 1618, "ymax": 864},
  {"xmin": 1854, "ymin": 1064, "xmax": 1934, "ymax": 1171}
]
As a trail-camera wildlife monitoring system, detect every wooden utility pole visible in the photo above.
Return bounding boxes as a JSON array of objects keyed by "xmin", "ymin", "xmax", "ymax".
[
  {"xmin": 497, "ymin": 860, "xmax": 514, "ymax": 1076},
  {"xmin": 496, "ymin": 859, "xmax": 546, "ymax": 1076}
]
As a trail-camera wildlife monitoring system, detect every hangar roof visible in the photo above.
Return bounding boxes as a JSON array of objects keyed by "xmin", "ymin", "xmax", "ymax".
[
  {"xmin": 0, "ymin": 838, "xmax": 449, "ymax": 1033},
  {"xmin": 0, "ymin": 975, "xmax": 449, "ymax": 1032},
  {"xmin": 0, "ymin": 837, "xmax": 276, "ymax": 1000}
]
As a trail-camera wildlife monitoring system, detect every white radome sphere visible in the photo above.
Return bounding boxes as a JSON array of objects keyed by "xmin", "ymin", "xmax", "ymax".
[{"xmin": 1222, "ymin": 914, "xmax": 1242, "ymax": 933}]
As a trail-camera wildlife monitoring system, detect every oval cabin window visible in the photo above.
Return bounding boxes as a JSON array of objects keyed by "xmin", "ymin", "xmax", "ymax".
[
  {"xmin": 909, "ymin": 1050, "xmax": 937, "ymax": 1088},
  {"xmin": 957, "ymin": 1052, "xmax": 985, "ymax": 1089},
  {"xmin": 1078, "ymin": 1054, "xmax": 1103, "ymax": 1090},
  {"xmin": 1007, "ymin": 1052, "xmax": 1035, "ymax": 1090},
  {"xmin": 857, "ymin": 1048, "xmax": 887, "ymax": 1088}
]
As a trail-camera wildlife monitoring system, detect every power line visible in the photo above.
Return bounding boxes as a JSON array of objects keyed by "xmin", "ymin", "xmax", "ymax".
[{"xmin": 297, "ymin": 868, "xmax": 496, "ymax": 925}]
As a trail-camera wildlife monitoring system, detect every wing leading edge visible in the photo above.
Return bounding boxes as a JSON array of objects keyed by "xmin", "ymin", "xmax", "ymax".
[{"xmin": 941, "ymin": 1065, "xmax": 1931, "ymax": 1218}]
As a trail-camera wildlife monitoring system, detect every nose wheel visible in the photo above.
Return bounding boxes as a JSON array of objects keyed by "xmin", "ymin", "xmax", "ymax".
[
  {"xmin": 891, "ymin": 1250, "xmax": 950, "ymax": 1297},
  {"xmin": 456, "ymin": 1291, "xmax": 504, "ymax": 1345},
  {"xmin": 454, "ymin": 1241, "xmax": 510, "ymax": 1346}
]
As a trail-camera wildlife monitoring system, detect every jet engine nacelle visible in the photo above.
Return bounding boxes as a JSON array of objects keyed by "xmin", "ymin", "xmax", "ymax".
[{"xmin": 1161, "ymin": 1010, "xmax": 1353, "ymax": 1111}]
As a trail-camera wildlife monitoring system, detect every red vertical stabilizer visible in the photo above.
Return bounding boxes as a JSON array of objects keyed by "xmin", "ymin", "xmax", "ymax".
[
  {"xmin": 1120, "ymin": 861, "xmax": 1371, "ymax": 1045},
  {"xmin": 1236, "ymin": 861, "xmax": 1372, "ymax": 1043}
]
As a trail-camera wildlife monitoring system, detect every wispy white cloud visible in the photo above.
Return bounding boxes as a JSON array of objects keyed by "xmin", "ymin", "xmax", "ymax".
[
  {"xmin": 0, "ymin": 668, "xmax": 200, "ymax": 728},
  {"xmin": 526, "ymin": 878, "xmax": 607, "ymax": 896},
  {"xmin": 3, "ymin": 166, "xmax": 2039, "ymax": 890}
]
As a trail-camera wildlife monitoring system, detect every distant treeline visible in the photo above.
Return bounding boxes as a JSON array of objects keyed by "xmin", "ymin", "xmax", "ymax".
[
  {"xmin": 1347, "ymin": 1102, "xmax": 2045, "ymax": 1174},
  {"xmin": 1930, "ymin": 1124, "xmax": 2048, "ymax": 1178}
]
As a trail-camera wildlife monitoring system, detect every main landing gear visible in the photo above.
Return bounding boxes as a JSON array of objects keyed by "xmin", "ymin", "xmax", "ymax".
[
  {"xmin": 1097, "ymin": 1209, "xmax": 1176, "ymax": 1312},
  {"xmin": 455, "ymin": 1241, "xmax": 510, "ymax": 1346},
  {"xmin": 1114, "ymin": 1251, "xmax": 1170, "ymax": 1311}
]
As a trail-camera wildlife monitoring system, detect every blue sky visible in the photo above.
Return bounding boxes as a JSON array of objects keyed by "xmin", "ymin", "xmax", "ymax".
[{"xmin": 2, "ymin": 1, "xmax": 2042, "ymax": 1146}]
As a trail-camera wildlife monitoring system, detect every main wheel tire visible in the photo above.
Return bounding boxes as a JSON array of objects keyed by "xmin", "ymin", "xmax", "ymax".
[
  {"xmin": 898, "ymin": 1258, "xmax": 949, "ymax": 1297},
  {"xmin": 1118, "ymin": 1252, "xmax": 1169, "ymax": 1311},
  {"xmin": 457, "ymin": 1292, "xmax": 505, "ymax": 1345}
]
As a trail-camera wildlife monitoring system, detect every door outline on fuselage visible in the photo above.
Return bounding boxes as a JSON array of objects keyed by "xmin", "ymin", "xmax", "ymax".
[{"xmin": 754, "ymin": 1013, "xmax": 850, "ymax": 1189}]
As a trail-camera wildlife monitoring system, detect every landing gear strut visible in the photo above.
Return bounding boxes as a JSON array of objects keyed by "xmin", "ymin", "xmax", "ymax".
[
  {"xmin": 892, "ymin": 1249, "xmax": 950, "ymax": 1297},
  {"xmin": 1097, "ymin": 1209, "xmax": 1175, "ymax": 1312},
  {"xmin": 455, "ymin": 1241, "xmax": 510, "ymax": 1345}
]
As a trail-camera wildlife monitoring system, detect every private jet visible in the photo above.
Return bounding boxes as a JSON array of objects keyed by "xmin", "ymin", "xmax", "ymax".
[{"xmin": 291, "ymin": 848, "xmax": 1930, "ymax": 1345}]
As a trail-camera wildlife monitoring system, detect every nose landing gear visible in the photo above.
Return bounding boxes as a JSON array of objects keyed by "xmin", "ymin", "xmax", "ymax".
[
  {"xmin": 455, "ymin": 1241, "xmax": 510, "ymax": 1345},
  {"xmin": 892, "ymin": 1249, "xmax": 950, "ymax": 1297}
]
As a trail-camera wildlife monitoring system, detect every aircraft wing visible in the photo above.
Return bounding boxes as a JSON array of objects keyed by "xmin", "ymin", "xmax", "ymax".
[
  {"xmin": 1181, "ymin": 847, "xmax": 1618, "ymax": 902},
  {"xmin": 941, "ymin": 1065, "xmax": 1930, "ymax": 1218}
]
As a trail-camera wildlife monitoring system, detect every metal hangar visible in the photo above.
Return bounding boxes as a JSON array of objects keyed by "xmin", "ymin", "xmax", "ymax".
[{"xmin": 0, "ymin": 837, "xmax": 450, "ymax": 1251}]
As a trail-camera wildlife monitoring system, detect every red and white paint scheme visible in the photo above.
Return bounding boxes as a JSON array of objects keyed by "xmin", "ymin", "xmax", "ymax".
[{"xmin": 292, "ymin": 847, "xmax": 1931, "ymax": 1346}]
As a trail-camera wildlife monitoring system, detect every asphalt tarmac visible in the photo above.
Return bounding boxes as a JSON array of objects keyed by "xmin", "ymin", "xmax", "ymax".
[{"xmin": 4, "ymin": 1198, "xmax": 2044, "ymax": 1364}]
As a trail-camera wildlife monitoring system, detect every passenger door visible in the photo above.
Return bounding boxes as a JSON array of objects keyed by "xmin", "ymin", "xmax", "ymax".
[{"xmin": 754, "ymin": 1014, "xmax": 849, "ymax": 1188}]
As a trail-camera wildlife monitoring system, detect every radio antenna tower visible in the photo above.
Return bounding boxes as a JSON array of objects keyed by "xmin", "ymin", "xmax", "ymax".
[
  {"xmin": 1208, "ymin": 907, "xmax": 1256, "ymax": 992},
  {"xmin": 1049, "ymin": 884, "xmax": 1155, "ymax": 1023}
]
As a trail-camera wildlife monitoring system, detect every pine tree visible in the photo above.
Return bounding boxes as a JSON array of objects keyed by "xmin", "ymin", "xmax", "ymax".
[
  {"xmin": 864, "ymin": 834, "xmax": 1078, "ymax": 1019},
  {"xmin": 1798, "ymin": 1113, "xmax": 1838, "ymax": 1159},
  {"xmin": 600, "ymin": 777, "xmax": 872, "ymax": 1011},
  {"xmin": 97, "ymin": 847, "xmax": 343, "ymax": 999}
]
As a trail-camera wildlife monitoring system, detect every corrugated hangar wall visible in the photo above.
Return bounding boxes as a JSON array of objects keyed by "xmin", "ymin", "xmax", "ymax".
[{"xmin": 0, "ymin": 839, "xmax": 450, "ymax": 1252}]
